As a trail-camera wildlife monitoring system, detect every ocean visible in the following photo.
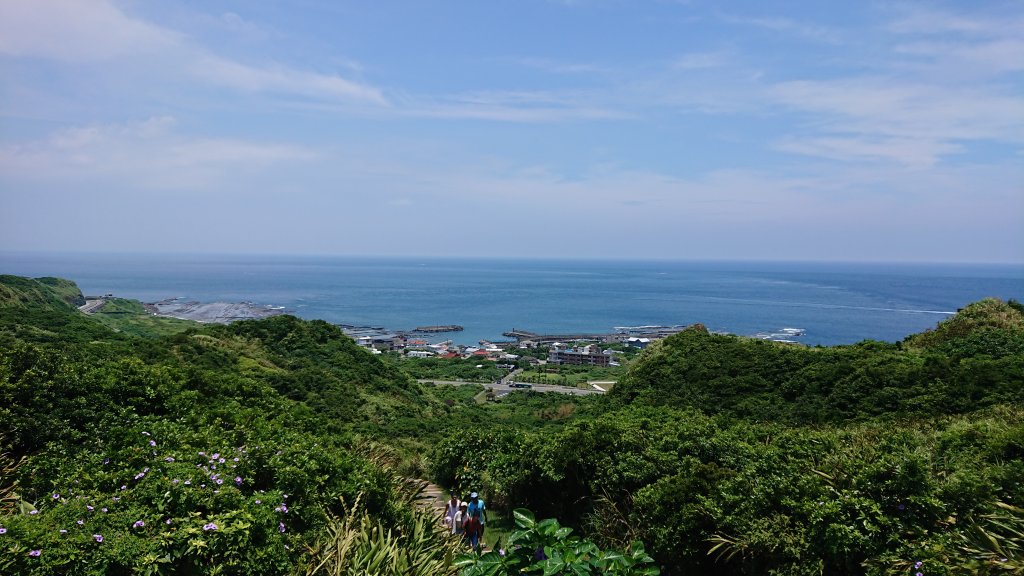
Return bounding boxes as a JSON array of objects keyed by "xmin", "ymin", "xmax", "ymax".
[{"xmin": 2, "ymin": 252, "xmax": 1022, "ymax": 346}]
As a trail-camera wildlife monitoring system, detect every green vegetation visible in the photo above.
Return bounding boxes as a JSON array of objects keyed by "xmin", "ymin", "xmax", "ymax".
[
  {"xmin": 390, "ymin": 355, "xmax": 508, "ymax": 383},
  {"xmin": 518, "ymin": 364, "xmax": 623, "ymax": 387},
  {"xmin": 1, "ymin": 275, "xmax": 1021, "ymax": 575},
  {"xmin": 90, "ymin": 298, "xmax": 197, "ymax": 337}
]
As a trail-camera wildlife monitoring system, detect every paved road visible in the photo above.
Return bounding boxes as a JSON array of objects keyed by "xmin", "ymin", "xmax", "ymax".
[
  {"xmin": 78, "ymin": 299, "xmax": 106, "ymax": 314},
  {"xmin": 418, "ymin": 379, "xmax": 605, "ymax": 396}
]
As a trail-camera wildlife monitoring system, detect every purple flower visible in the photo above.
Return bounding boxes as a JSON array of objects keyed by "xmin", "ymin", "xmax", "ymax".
[
  {"xmin": 233, "ymin": 457, "xmax": 240, "ymax": 462},
  {"xmin": 101, "ymin": 508, "xmax": 108, "ymax": 513},
  {"xmin": 255, "ymin": 499, "xmax": 262, "ymax": 504},
  {"xmin": 77, "ymin": 520, "xmax": 84, "ymax": 525},
  {"xmin": 184, "ymin": 480, "xmax": 191, "ymax": 486},
  {"xmin": 29, "ymin": 549, "xmax": 41, "ymax": 557},
  {"xmin": 149, "ymin": 440, "xmax": 157, "ymax": 447},
  {"xmin": 165, "ymin": 457, "xmax": 175, "ymax": 462},
  {"xmin": 134, "ymin": 472, "xmax": 145, "ymax": 480},
  {"xmin": 915, "ymin": 561, "xmax": 923, "ymax": 569},
  {"xmin": 234, "ymin": 476, "xmax": 242, "ymax": 486},
  {"xmin": 172, "ymin": 479, "xmax": 180, "ymax": 484},
  {"xmin": 93, "ymin": 534, "xmax": 103, "ymax": 542},
  {"xmin": 199, "ymin": 451, "xmax": 206, "ymax": 456},
  {"xmin": 200, "ymin": 484, "xmax": 206, "ymax": 489},
  {"xmin": 121, "ymin": 485, "xmax": 127, "ymax": 491},
  {"xmin": 87, "ymin": 505, "xmax": 94, "ymax": 511},
  {"xmin": 29, "ymin": 510, "xmax": 38, "ymax": 515},
  {"xmin": 211, "ymin": 453, "xmax": 220, "ymax": 460},
  {"xmin": 165, "ymin": 518, "xmax": 172, "ymax": 525},
  {"xmin": 898, "ymin": 504, "xmax": 905, "ymax": 511},
  {"xmin": 916, "ymin": 573, "xmax": 923, "ymax": 576},
  {"xmin": 215, "ymin": 478, "xmax": 223, "ymax": 485},
  {"xmin": 202, "ymin": 522, "xmax": 218, "ymax": 531},
  {"xmin": 112, "ymin": 497, "xmax": 120, "ymax": 502},
  {"xmin": 218, "ymin": 457, "xmax": 225, "ymax": 464},
  {"xmin": 132, "ymin": 520, "xmax": 144, "ymax": 528},
  {"xmin": 279, "ymin": 522, "xmax": 286, "ymax": 533},
  {"xmin": 0, "ymin": 527, "xmax": 7, "ymax": 534},
  {"xmin": 52, "ymin": 493, "xmax": 60, "ymax": 500},
  {"xmin": 59, "ymin": 529, "xmax": 67, "ymax": 534},
  {"xmin": 103, "ymin": 458, "xmax": 110, "ymax": 464},
  {"xmin": 142, "ymin": 431, "xmax": 150, "ymax": 436}
]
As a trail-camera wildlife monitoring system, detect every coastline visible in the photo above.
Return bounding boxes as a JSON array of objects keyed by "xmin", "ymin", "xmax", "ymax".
[{"xmin": 144, "ymin": 298, "xmax": 287, "ymax": 324}]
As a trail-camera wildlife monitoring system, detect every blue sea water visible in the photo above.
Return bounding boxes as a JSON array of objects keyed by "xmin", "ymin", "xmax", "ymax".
[{"xmin": 2, "ymin": 252, "xmax": 1022, "ymax": 346}]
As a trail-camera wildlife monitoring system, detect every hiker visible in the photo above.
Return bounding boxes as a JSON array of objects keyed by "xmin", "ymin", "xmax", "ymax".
[
  {"xmin": 452, "ymin": 502, "xmax": 467, "ymax": 537},
  {"xmin": 466, "ymin": 491, "xmax": 488, "ymax": 539},
  {"xmin": 443, "ymin": 494, "xmax": 461, "ymax": 530},
  {"xmin": 463, "ymin": 503, "xmax": 482, "ymax": 550}
]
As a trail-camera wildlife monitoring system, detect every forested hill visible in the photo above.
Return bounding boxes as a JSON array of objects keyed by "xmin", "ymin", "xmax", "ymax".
[
  {"xmin": 609, "ymin": 298, "xmax": 1024, "ymax": 422},
  {"xmin": 0, "ymin": 275, "xmax": 464, "ymax": 574},
  {"xmin": 0, "ymin": 275, "xmax": 437, "ymax": 442}
]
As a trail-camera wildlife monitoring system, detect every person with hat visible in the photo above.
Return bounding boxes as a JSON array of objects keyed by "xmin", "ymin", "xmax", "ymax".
[{"xmin": 466, "ymin": 491, "xmax": 488, "ymax": 542}]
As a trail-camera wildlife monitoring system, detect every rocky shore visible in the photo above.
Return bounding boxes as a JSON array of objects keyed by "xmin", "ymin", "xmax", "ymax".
[{"xmin": 145, "ymin": 298, "xmax": 287, "ymax": 323}]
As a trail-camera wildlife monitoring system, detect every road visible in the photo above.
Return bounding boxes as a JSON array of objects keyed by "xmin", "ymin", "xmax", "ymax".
[
  {"xmin": 417, "ymin": 378, "xmax": 605, "ymax": 396},
  {"xmin": 78, "ymin": 299, "xmax": 106, "ymax": 314}
]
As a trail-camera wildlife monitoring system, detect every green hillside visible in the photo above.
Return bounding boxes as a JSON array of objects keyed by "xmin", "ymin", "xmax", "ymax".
[
  {"xmin": 608, "ymin": 300, "xmax": 1024, "ymax": 422},
  {"xmin": 2, "ymin": 275, "xmax": 1021, "ymax": 575}
]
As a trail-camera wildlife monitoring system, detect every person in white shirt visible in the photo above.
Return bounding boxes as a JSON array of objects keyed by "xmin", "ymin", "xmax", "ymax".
[{"xmin": 443, "ymin": 494, "xmax": 461, "ymax": 530}]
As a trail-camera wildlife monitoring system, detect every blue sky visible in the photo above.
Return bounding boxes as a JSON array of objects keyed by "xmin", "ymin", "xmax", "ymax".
[{"xmin": 1, "ymin": 0, "xmax": 1022, "ymax": 262}]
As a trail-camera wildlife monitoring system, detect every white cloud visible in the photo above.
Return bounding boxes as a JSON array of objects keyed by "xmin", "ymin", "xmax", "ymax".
[
  {"xmin": 0, "ymin": 0, "xmax": 384, "ymax": 106},
  {"xmin": 0, "ymin": 0, "xmax": 179, "ymax": 62},
  {"xmin": 720, "ymin": 14, "xmax": 840, "ymax": 43},
  {"xmin": 0, "ymin": 117, "xmax": 317, "ymax": 191},
  {"xmin": 406, "ymin": 90, "xmax": 628, "ymax": 122},
  {"xmin": 191, "ymin": 56, "xmax": 386, "ymax": 104}
]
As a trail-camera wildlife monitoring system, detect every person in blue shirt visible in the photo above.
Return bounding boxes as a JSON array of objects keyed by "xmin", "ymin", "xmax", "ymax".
[{"xmin": 466, "ymin": 491, "xmax": 488, "ymax": 541}]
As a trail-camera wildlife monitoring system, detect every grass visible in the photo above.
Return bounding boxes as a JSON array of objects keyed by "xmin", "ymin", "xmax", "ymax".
[
  {"xmin": 481, "ymin": 515, "xmax": 515, "ymax": 552},
  {"xmin": 90, "ymin": 297, "xmax": 197, "ymax": 337}
]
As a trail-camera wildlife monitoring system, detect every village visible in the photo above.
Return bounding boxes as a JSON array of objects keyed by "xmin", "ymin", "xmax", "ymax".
[{"xmin": 343, "ymin": 323, "xmax": 683, "ymax": 366}]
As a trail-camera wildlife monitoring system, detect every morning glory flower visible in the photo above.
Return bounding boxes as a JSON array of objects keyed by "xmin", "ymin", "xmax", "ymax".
[
  {"xmin": 0, "ymin": 527, "xmax": 7, "ymax": 534},
  {"xmin": 279, "ymin": 522, "xmax": 286, "ymax": 533},
  {"xmin": 93, "ymin": 534, "xmax": 103, "ymax": 542},
  {"xmin": 59, "ymin": 529, "xmax": 67, "ymax": 534},
  {"xmin": 29, "ymin": 549, "xmax": 41, "ymax": 557},
  {"xmin": 87, "ymin": 505, "xmax": 94, "ymax": 511},
  {"xmin": 77, "ymin": 520, "xmax": 84, "ymax": 525},
  {"xmin": 28, "ymin": 510, "xmax": 38, "ymax": 515},
  {"xmin": 202, "ymin": 522, "xmax": 218, "ymax": 531},
  {"xmin": 132, "ymin": 520, "xmax": 144, "ymax": 528},
  {"xmin": 52, "ymin": 493, "xmax": 60, "ymax": 500},
  {"xmin": 234, "ymin": 476, "xmax": 242, "ymax": 486},
  {"xmin": 149, "ymin": 440, "xmax": 156, "ymax": 447},
  {"xmin": 165, "ymin": 457, "xmax": 175, "ymax": 462}
]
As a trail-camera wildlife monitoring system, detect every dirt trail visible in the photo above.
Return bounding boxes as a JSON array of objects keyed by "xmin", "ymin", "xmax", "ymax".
[{"xmin": 417, "ymin": 480, "xmax": 449, "ymax": 519}]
